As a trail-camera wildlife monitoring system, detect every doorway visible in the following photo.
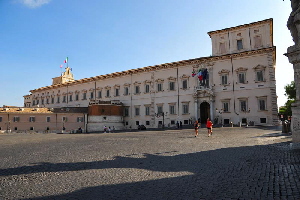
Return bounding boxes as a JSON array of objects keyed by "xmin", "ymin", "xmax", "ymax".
[{"xmin": 200, "ymin": 102, "xmax": 210, "ymax": 124}]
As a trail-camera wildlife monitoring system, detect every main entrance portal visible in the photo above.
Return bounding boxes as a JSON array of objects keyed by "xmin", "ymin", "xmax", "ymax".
[{"xmin": 200, "ymin": 102, "xmax": 210, "ymax": 124}]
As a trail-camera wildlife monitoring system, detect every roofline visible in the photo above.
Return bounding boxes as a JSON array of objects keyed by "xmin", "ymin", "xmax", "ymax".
[
  {"xmin": 207, "ymin": 18, "xmax": 273, "ymax": 37},
  {"xmin": 30, "ymin": 47, "xmax": 276, "ymax": 93}
]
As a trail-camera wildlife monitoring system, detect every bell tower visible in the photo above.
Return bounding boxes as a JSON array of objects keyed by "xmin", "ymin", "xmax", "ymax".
[{"xmin": 52, "ymin": 67, "xmax": 74, "ymax": 85}]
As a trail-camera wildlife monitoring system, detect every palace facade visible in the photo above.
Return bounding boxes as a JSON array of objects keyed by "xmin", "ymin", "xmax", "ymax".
[{"xmin": 0, "ymin": 18, "xmax": 278, "ymax": 133}]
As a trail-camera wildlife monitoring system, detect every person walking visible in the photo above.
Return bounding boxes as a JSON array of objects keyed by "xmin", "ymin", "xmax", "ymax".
[
  {"xmin": 194, "ymin": 120, "xmax": 200, "ymax": 137},
  {"xmin": 206, "ymin": 118, "xmax": 213, "ymax": 137}
]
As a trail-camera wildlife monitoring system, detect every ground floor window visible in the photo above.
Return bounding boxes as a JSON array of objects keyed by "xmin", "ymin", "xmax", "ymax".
[
  {"xmin": 260, "ymin": 118, "xmax": 266, "ymax": 123},
  {"xmin": 146, "ymin": 121, "xmax": 150, "ymax": 125}
]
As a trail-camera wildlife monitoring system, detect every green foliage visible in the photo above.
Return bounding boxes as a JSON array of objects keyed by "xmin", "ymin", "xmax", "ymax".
[
  {"xmin": 284, "ymin": 81, "xmax": 296, "ymax": 100},
  {"xmin": 281, "ymin": 81, "xmax": 296, "ymax": 117}
]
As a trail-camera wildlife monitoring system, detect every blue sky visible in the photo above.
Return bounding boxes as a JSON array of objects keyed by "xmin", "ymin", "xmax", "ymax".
[{"xmin": 0, "ymin": 0, "xmax": 294, "ymax": 107}]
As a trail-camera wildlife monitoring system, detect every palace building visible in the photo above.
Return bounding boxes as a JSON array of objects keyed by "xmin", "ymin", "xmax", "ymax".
[{"xmin": 0, "ymin": 18, "xmax": 278, "ymax": 133}]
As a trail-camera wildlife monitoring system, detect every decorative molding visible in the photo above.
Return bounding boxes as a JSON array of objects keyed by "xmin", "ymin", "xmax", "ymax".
[
  {"xmin": 235, "ymin": 67, "xmax": 248, "ymax": 73},
  {"xmin": 253, "ymin": 64, "xmax": 266, "ymax": 70},
  {"xmin": 218, "ymin": 69, "xmax": 230, "ymax": 74}
]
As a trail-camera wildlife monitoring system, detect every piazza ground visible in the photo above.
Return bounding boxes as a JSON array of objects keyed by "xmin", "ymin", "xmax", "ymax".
[{"xmin": 0, "ymin": 126, "xmax": 299, "ymax": 199}]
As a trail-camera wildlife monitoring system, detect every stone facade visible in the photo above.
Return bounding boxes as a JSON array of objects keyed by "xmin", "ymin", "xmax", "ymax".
[{"xmin": 23, "ymin": 18, "xmax": 278, "ymax": 130}]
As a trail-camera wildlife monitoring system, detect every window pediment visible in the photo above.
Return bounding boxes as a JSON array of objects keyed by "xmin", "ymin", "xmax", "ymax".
[
  {"xmin": 104, "ymin": 86, "xmax": 111, "ymax": 90},
  {"xmin": 144, "ymin": 80, "xmax": 152, "ymax": 84},
  {"xmin": 82, "ymin": 89, "xmax": 87, "ymax": 93},
  {"xmin": 181, "ymin": 74, "xmax": 190, "ymax": 79},
  {"xmin": 235, "ymin": 67, "xmax": 248, "ymax": 73},
  {"xmin": 218, "ymin": 69, "xmax": 230, "ymax": 74},
  {"xmin": 75, "ymin": 90, "xmax": 80, "ymax": 94},
  {"xmin": 96, "ymin": 87, "xmax": 102, "ymax": 90},
  {"xmin": 155, "ymin": 78, "xmax": 164, "ymax": 82},
  {"xmin": 123, "ymin": 83, "xmax": 131, "ymax": 86},
  {"xmin": 133, "ymin": 81, "xmax": 141, "ymax": 85},
  {"xmin": 167, "ymin": 76, "xmax": 176, "ymax": 81},
  {"xmin": 253, "ymin": 65, "xmax": 266, "ymax": 71},
  {"xmin": 89, "ymin": 88, "xmax": 94, "ymax": 91}
]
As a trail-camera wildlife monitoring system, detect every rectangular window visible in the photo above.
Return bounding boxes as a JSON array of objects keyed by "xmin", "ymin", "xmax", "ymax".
[
  {"xmin": 75, "ymin": 94, "xmax": 79, "ymax": 101},
  {"xmin": 29, "ymin": 116, "xmax": 35, "ymax": 122},
  {"xmin": 115, "ymin": 88, "xmax": 119, "ymax": 96},
  {"xmin": 0, "ymin": 117, "xmax": 2, "ymax": 122},
  {"xmin": 13, "ymin": 116, "xmax": 20, "ymax": 122},
  {"xmin": 183, "ymin": 104, "xmax": 189, "ymax": 114},
  {"xmin": 69, "ymin": 95, "xmax": 73, "ymax": 102},
  {"xmin": 260, "ymin": 118, "xmax": 267, "ymax": 123},
  {"xmin": 51, "ymin": 98, "xmax": 54, "ymax": 104},
  {"xmin": 223, "ymin": 102, "xmax": 229, "ymax": 112},
  {"xmin": 124, "ymin": 87, "xmax": 129, "ymax": 95},
  {"xmin": 157, "ymin": 83, "xmax": 162, "ymax": 92},
  {"xmin": 145, "ymin": 106, "xmax": 150, "ymax": 116},
  {"xmin": 124, "ymin": 107, "xmax": 129, "ymax": 117},
  {"xmin": 46, "ymin": 116, "xmax": 51, "ymax": 122},
  {"xmin": 90, "ymin": 92, "xmax": 94, "ymax": 99},
  {"xmin": 219, "ymin": 42, "xmax": 226, "ymax": 54},
  {"xmin": 98, "ymin": 91, "xmax": 102, "ymax": 98},
  {"xmin": 169, "ymin": 105, "xmax": 175, "ymax": 115},
  {"xmin": 46, "ymin": 99, "xmax": 49, "ymax": 104},
  {"xmin": 237, "ymin": 39, "xmax": 243, "ymax": 50},
  {"xmin": 63, "ymin": 96, "xmax": 66, "ymax": 103},
  {"xmin": 169, "ymin": 82, "xmax": 175, "ymax": 91},
  {"xmin": 135, "ymin": 107, "xmax": 140, "ymax": 116},
  {"xmin": 146, "ymin": 121, "xmax": 150, "ymax": 125},
  {"xmin": 238, "ymin": 73, "xmax": 245, "ymax": 84},
  {"xmin": 41, "ymin": 99, "xmax": 44, "ymax": 105},
  {"xmin": 83, "ymin": 93, "xmax": 87, "ymax": 100},
  {"xmin": 145, "ymin": 85, "xmax": 150, "ymax": 93},
  {"xmin": 259, "ymin": 99, "xmax": 266, "ymax": 110},
  {"xmin": 62, "ymin": 117, "xmax": 68, "ymax": 122},
  {"xmin": 157, "ymin": 106, "xmax": 163, "ymax": 114},
  {"xmin": 256, "ymin": 71, "xmax": 264, "ymax": 82},
  {"xmin": 135, "ymin": 86, "xmax": 140, "ymax": 94},
  {"xmin": 36, "ymin": 100, "xmax": 39, "ymax": 105},
  {"xmin": 30, "ymin": 127, "xmax": 34, "ymax": 130},
  {"xmin": 240, "ymin": 100, "xmax": 247, "ymax": 112},
  {"xmin": 57, "ymin": 97, "xmax": 60, "ymax": 103},
  {"xmin": 136, "ymin": 121, "xmax": 140, "ymax": 125},
  {"xmin": 106, "ymin": 90, "xmax": 110, "ymax": 97},
  {"xmin": 221, "ymin": 75, "xmax": 228, "ymax": 85},
  {"xmin": 77, "ymin": 117, "xmax": 84, "ymax": 122},
  {"xmin": 182, "ymin": 80, "xmax": 188, "ymax": 89}
]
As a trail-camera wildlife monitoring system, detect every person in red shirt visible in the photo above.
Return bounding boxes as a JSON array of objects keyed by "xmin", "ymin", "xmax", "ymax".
[{"xmin": 206, "ymin": 118, "xmax": 213, "ymax": 136}]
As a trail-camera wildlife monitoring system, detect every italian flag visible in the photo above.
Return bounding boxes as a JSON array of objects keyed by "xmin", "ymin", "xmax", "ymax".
[{"xmin": 64, "ymin": 57, "xmax": 68, "ymax": 63}]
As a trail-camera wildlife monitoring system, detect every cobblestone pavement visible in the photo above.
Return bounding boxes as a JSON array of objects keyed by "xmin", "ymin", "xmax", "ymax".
[{"xmin": 0, "ymin": 127, "xmax": 299, "ymax": 200}]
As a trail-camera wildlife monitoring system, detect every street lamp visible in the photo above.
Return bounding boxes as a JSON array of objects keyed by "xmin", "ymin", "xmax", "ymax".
[{"xmin": 216, "ymin": 108, "xmax": 223, "ymax": 127}]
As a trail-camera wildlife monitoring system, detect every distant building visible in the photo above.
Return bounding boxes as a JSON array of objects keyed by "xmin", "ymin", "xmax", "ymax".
[{"xmin": 10, "ymin": 18, "xmax": 277, "ymax": 132}]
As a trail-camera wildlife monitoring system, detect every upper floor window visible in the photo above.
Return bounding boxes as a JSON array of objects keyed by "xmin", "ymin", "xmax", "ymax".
[
  {"xmin": 257, "ymin": 97, "xmax": 267, "ymax": 111},
  {"xmin": 145, "ymin": 106, "xmax": 150, "ymax": 116},
  {"xmin": 82, "ymin": 93, "xmax": 87, "ymax": 100},
  {"xmin": 0, "ymin": 117, "xmax": 2, "ymax": 122},
  {"xmin": 124, "ymin": 107, "xmax": 129, "ymax": 117},
  {"xmin": 75, "ymin": 94, "xmax": 79, "ymax": 101},
  {"xmin": 124, "ymin": 87, "xmax": 129, "ymax": 96},
  {"xmin": 98, "ymin": 91, "xmax": 102, "ymax": 98},
  {"xmin": 182, "ymin": 80, "xmax": 188, "ymax": 90},
  {"xmin": 29, "ymin": 116, "xmax": 35, "ymax": 122},
  {"xmin": 169, "ymin": 104, "xmax": 176, "ymax": 115},
  {"xmin": 237, "ymin": 39, "xmax": 243, "ymax": 50},
  {"xmin": 157, "ymin": 105, "xmax": 163, "ymax": 114},
  {"xmin": 221, "ymin": 75, "xmax": 228, "ymax": 85},
  {"xmin": 135, "ymin": 107, "xmax": 140, "ymax": 116},
  {"xmin": 90, "ymin": 91, "xmax": 94, "ymax": 99},
  {"xmin": 115, "ymin": 88, "xmax": 119, "ymax": 96},
  {"xmin": 169, "ymin": 82, "xmax": 175, "ymax": 91},
  {"xmin": 51, "ymin": 98, "xmax": 54, "ymax": 104},
  {"xmin": 157, "ymin": 83, "xmax": 163, "ymax": 92},
  {"xmin": 69, "ymin": 95, "xmax": 73, "ymax": 102},
  {"xmin": 46, "ymin": 116, "xmax": 51, "ymax": 122},
  {"xmin": 222, "ymin": 101, "xmax": 230, "ymax": 112},
  {"xmin": 13, "ymin": 116, "xmax": 20, "ymax": 122},
  {"xmin": 57, "ymin": 97, "xmax": 60, "ymax": 103},
  {"xmin": 135, "ymin": 85, "xmax": 140, "ymax": 94},
  {"xmin": 254, "ymin": 35, "xmax": 262, "ymax": 48},
  {"xmin": 63, "ymin": 96, "xmax": 67, "ymax": 103},
  {"xmin": 219, "ymin": 42, "xmax": 226, "ymax": 54},
  {"xmin": 238, "ymin": 72, "xmax": 246, "ymax": 84},
  {"xmin": 256, "ymin": 71, "xmax": 264, "ymax": 82},
  {"xmin": 106, "ymin": 90, "xmax": 110, "ymax": 97},
  {"xmin": 145, "ymin": 84, "xmax": 150, "ymax": 93},
  {"xmin": 182, "ymin": 103, "xmax": 189, "ymax": 114},
  {"xmin": 239, "ymin": 99, "xmax": 248, "ymax": 112}
]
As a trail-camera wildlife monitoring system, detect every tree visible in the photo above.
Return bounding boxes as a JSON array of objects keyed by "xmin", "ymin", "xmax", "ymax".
[{"xmin": 280, "ymin": 81, "xmax": 296, "ymax": 117}]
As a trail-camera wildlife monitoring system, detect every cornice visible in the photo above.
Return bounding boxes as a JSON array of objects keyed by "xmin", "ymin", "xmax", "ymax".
[
  {"xmin": 207, "ymin": 18, "xmax": 273, "ymax": 37},
  {"xmin": 30, "ymin": 47, "xmax": 275, "ymax": 93}
]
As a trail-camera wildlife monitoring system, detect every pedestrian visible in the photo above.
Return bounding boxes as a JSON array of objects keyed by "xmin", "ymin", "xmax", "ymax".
[
  {"xmin": 206, "ymin": 118, "xmax": 213, "ymax": 136},
  {"xmin": 112, "ymin": 126, "xmax": 115, "ymax": 133},
  {"xmin": 194, "ymin": 120, "xmax": 200, "ymax": 137},
  {"xmin": 108, "ymin": 126, "xmax": 111, "ymax": 133},
  {"xmin": 103, "ymin": 125, "xmax": 107, "ymax": 133},
  {"xmin": 176, "ymin": 121, "xmax": 179, "ymax": 129},
  {"xmin": 180, "ymin": 121, "xmax": 183, "ymax": 129}
]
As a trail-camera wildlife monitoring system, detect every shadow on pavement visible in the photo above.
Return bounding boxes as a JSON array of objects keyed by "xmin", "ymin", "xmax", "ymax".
[{"xmin": 1, "ymin": 141, "xmax": 299, "ymax": 199}]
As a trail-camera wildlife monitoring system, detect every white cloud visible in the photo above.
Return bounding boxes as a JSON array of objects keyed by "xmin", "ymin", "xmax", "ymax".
[{"xmin": 20, "ymin": 0, "xmax": 51, "ymax": 8}]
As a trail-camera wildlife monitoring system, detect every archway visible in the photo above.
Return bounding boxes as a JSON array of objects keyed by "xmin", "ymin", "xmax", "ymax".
[{"xmin": 200, "ymin": 102, "xmax": 210, "ymax": 124}]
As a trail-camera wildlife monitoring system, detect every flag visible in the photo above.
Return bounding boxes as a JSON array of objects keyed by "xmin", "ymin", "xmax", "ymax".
[
  {"xmin": 60, "ymin": 64, "xmax": 63, "ymax": 68},
  {"xmin": 64, "ymin": 57, "xmax": 68, "ymax": 63}
]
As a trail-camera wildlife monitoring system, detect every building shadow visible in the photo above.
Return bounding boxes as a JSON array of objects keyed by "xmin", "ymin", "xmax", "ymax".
[{"xmin": 1, "ymin": 142, "xmax": 299, "ymax": 199}]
